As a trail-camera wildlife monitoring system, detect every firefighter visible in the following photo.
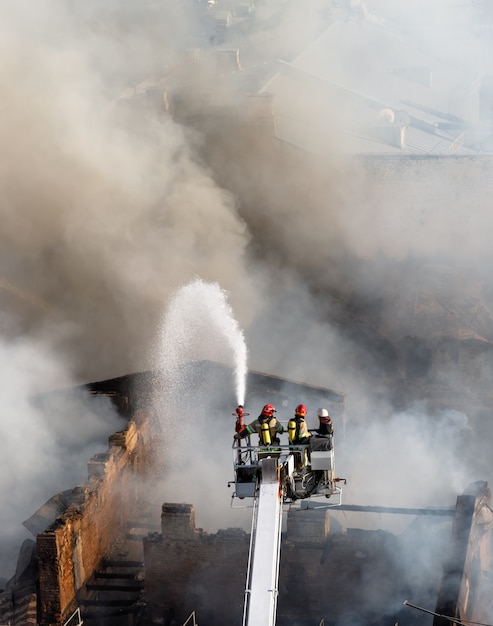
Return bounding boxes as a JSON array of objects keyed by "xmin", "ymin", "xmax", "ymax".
[
  {"xmin": 288, "ymin": 404, "xmax": 311, "ymax": 468},
  {"xmin": 234, "ymin": 404, "xmax": 283, "ymax": 446},
  {"xmin": 310, "ymin": 408, "xmax": 334, "ymax": 451},
  {"xmin": 287, "ymin": 404, "xmax": 312, "ymax": 445},
  {"xmin": 315, "ymin": 408, "xmax": 334, "ymax": 437}
]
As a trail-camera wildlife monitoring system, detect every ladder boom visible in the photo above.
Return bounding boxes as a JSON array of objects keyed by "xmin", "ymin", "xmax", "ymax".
[{"xmin": 243, "ymin": 457, "xmax": 283, "ymax": 626}]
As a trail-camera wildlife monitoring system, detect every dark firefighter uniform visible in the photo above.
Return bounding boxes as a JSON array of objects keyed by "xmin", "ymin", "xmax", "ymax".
[{"xmin": 234, "ymin": 404, "xmax": 283, "ymax": 446}]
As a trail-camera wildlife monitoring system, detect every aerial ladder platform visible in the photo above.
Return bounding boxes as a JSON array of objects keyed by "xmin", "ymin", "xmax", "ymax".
[{"xmin": 229, "ymin": 406, "xmax": 346, "ymax": 626}]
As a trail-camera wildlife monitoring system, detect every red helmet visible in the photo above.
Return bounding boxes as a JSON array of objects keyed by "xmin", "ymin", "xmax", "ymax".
[
  {"xmin": 261, "ymin": 404, "xmax": 276, "ymax": 417},
  {"xmin": 295, "ymin": 404, "xmax": 307, "ymax": 417}
]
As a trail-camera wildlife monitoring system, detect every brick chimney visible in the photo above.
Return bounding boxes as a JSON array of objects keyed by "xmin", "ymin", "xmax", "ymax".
[{"xmin": 161, "ymin": 503, "xmax": 196, "ymax": 541}]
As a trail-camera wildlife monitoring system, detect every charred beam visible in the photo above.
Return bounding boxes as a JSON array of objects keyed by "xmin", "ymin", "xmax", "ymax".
[
  {"xmin": 94, "ymin": 572, "xmax": 141, "ymax": 580},
  {"xmin": 85, "ymin": 581, "xmax": 144, "ymax": 592},
  {"xmin": 305, "ymin": 504, "xmax": 455, "ymax": 516},
  {"xmin": 79, "ymin": 598, "xmax": 138, "ymax": 607},
  {"xmin": 102, "ymin": 560, "xmax": 144, "ymax": 568}
]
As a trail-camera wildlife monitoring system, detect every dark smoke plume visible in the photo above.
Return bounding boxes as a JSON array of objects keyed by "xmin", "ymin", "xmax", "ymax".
[{"xmin": 1, "ymin": 2, "xmax": 493, "ymax": 615}]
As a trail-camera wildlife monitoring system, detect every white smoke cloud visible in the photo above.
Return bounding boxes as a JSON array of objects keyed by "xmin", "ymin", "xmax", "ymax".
[
  {"xmin": 0, "ymin": 0, "xmax": 257, "ymax": 385},
  {"xmin": 0, "ymin": 336, "xmax": 123, "ymax": 577},
  {"xmin": 1, "ymin": 0, "xmax": 493, "ymax": 614}
]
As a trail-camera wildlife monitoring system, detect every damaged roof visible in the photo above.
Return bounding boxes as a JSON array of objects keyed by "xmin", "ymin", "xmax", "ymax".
[{"xmin": 263, "ymin": 14, "xmax": 490, "ymax": 155}]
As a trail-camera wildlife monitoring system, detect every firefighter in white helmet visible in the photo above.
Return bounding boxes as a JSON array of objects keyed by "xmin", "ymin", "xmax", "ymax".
[
  {"xmin": 309, "ymin": 408, "xmax": 334, "ymax": 452},
  {"xmin": 315, "ymin": 408, "xmax": 334, "ymax": 436}
]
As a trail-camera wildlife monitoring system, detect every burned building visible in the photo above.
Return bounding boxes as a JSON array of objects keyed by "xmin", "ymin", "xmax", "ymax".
[
  {"xmin": 0, "ymin": 363, "xmax": 347, "ymax": 625},
  {"xmin": 1, "ymin": 3, "xmax": 493, "ymax": 626},
  {"xmin": 0, "ymin": 362, "xmax": 491, "ymax": 626}
]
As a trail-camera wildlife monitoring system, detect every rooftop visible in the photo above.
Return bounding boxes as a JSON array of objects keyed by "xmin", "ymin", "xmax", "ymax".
[{"xmin": 262, "ymin": 11, "xmax": 492, "ymax": 154}]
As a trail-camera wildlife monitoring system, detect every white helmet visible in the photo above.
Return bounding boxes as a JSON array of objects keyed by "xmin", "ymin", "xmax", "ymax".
[{"xmin": 317, "ymin": 408, "xmax": 329, "ymax": 418}]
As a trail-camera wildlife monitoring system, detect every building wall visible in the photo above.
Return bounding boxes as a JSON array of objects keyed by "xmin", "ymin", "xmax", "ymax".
[
  {"xmin": 37, "ymin": 409, "xmax": 157, "ymax": 626},
  {"xmin": 435, "ymin": 481, "xmax": 493, "ymax": 626},
  {"xmin": 4, "ymin": 366, "xmax": 342, "ymax": 626},
  {"xmin": 143, "ymin": 504, "xmax": 250, "ymax": 625},
  {"xmin": 142, "ymin": 503, "xmax": 409, "ymax": 626},
  {"xmin": 279, "ymin": 528, "xmax": 400, "ymax": 624}
]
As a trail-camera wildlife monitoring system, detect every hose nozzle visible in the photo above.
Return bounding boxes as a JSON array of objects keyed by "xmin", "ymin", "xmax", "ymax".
[{"xmin": 233, "ymin": 405, "xmax": 249, "ymax": 432}]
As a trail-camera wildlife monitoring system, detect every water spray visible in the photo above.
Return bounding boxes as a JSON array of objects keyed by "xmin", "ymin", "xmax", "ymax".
[
  {"xmin": 156, "ymin": 278, "xmax": 248, "ymax": 408},
  {"xmin": 151, "ymin": 278, "xmax": 251, "ymax": 533}
]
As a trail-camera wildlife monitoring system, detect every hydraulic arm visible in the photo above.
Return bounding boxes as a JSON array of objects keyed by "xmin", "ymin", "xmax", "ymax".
[
  {"xmin": 230, "ymin": 405, "xmax": 346, "ymax": 626},
  {"xmin": 242, "ymin": 457, "xmax": 283, "ymax": 626}
]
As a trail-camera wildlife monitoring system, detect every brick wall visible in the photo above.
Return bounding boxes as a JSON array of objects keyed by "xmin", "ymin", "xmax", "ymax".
[
  {"xmin": 143, "ymin": 504, "xmax": 249, "ymax": 625},
  {"xmin": 142, "ymin": 503, "xmax": 407, "ymax": 626},
  {"xmin": 37, "ymin": 408, "xmax": 157, "ymax": 626},
  {"xmin": 279, "ymin": 528, "xmax": 399, "ymax": 624},
  {"xmin": 435, "ymin": 482, "xmax": 493, "ymax": 626}
]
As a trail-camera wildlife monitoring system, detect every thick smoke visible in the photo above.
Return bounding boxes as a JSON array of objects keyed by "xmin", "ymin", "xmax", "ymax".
[
  {"xmin": 0, "ymin": 336, "xmax": 123, "ymax": 579},
  {"xmin": 0, "ymin": 0, "xmax": 255, "ymax": 384},
  {"xmin": 2, "ymin": 0, "xmax": 493, "ymax": 618}
]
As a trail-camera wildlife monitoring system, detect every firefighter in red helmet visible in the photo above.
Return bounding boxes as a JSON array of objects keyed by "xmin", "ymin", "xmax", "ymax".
[
  {"xmin": 234, "ymin": 403, "xmax": 284, "ymax": 446},
  {"xmin": 288, "ymin": 404, "xmax": 312, "ymax": 446},
  {"xmin": 287, "ymin": 404, "xmax": 311, "ymax": 468}
]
